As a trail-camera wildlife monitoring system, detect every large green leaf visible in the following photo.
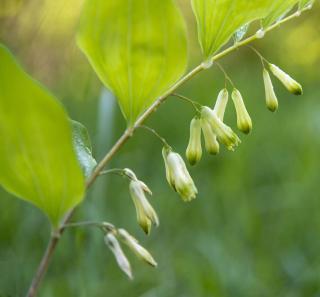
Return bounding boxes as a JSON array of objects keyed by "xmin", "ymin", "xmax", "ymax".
[
  {"xmin": 191, "ymin": 0, "xmax": 278, "ymax": 58},
  {"xmin": 0, "ymin": 45, "xmax": 85, "ymax": 227},
  {"xmin": 71, "ymin": 120, "xmax": 97, "ymax": 178},
  {"xmin": 77, "ymin": 0, "xmax": 187, "ymax": 126},
  {"xmin": 263, "ymin": 0, "xmax": 299, "ymax": 27}
]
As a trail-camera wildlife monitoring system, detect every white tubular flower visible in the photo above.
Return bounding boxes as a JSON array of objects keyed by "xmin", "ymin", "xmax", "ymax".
[
  {"xmin": 201, "ymin": 106, "xmax": 240, "ymax": 151},
  {"xmin": 104, "ymin": 233, "xmax": 133, "ymax": 279},
  {"xmin": 213, "ymin": 88, "xmax": 229, "ymax": 120},
  {"xmin": 269, "ymin": 63, "xmax": 303, "ymax": 95},
  {"xmin": 125, "ymin": 169, "xmax": 159, "ymax": 235},
  {"xmin": 201, "ymin": 118, "xmax": 219, "ymax": 155},
  {"xmin": 162, "ymin": 147, "xmax": 198, "ymax": 202},
  {"xmin": 231, "ymin": 89, "xmax": 252, "ymax": 134},
  {"xmin": 118, "ymin": 229, "xmax": 157, "ymax": 267},
  {"xmin": 263, "ymin": 69, "xmax": 278, "ymax": 112},
  {"xmin": 186, "ymin": 117, "xmax": 202, "ymax": 166}
]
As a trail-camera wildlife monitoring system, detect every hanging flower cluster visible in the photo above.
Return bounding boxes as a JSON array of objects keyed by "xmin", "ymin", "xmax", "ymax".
[
  {"xmin": 185, "ymin": 87, "xmax": 245, "ymax": 167},
  {"xmin": 264, "ymin": 63, "xmax": 303, "ymax": 111},
  {"xmin": 104, "ymin": 224, "xmax": 157, "ymax": 279},
  {"xmin": 97, "ymin": 54, "xmax": 303, "ymax": 279},
  {"xmin": 184, "ymin": 58, "xmax": 302, "ymax": 170}
]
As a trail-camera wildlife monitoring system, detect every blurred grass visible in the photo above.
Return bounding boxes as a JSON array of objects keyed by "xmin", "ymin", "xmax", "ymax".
[{"xmin": 0, "ymin": 1, "xmax": 320, "ymax": 297}]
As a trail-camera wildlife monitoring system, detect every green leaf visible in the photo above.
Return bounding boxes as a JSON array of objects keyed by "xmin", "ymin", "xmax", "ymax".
[
  {"xmin": 71, "ymin": 120, "xmax": 97, "ymax": 178},
  {"xmin": 0, "ymin": 45, "xmax": 85, "ymax": 226},
  {"xmin": 191, "ymin": 0, "xmax": 279, "ymax": 58},
  {"xmin": 263, "ymin": 1, "xmax": 299, "ymax": 27},
  {"xmin": 299, "ymin": 0, "xmax": 314, "ymax": 8},
  {"xmin": 77, "ymin": 0, "xmax": 188, "ymax": 126}
]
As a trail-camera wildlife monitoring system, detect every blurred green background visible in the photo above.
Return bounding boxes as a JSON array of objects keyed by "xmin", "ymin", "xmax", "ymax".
[{"xmin": 1, "ymin": 1, "xmax": 320, "ymax": 296}]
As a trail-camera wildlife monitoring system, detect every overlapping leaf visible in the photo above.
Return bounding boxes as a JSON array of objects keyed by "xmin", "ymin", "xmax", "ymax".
[
  {"xmin": 71, "ymin": 120, "xmax": 97, "ymax": 178},
  {"xmin": 263, "ymin": 0, "xmax": 299, "ymax": 27},
  {"xmin": 77, "ymin": 0, "xmax": 187, "ymax": 125},
  {"xmin": 0, "ymin": 45, "xmax": 85, "ymax": 226},
  {"xmin": 234, "ymin": 24, "xmax": 250, "ymax": 43}
]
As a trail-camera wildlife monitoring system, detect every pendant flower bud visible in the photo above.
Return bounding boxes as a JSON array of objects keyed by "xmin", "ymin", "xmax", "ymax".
[
  {"xmin": 162, "ymin": 147, "xmax": 198, "ymax": 202},
  {"xmin": 201, "ymin": 119, "xmax": 219, "ymax": 155},
  {"xmin": 118, "ymin": 229, "xmax": 157, "ymax": 267},
  {"xmin": 213, "ymin": 88, "xmax": 229, "ymax": 120},
  {"xmin": 126, "ymin": 170, "xmax": 159, "ymax": 235},
  {"xmin": 231, "ymin": 89, "xmax": 252, "ymax": 134},
  {"xmin": 201, "ymin": 106, "xmax": 240, "ymax": 151},
  {"xmin": 269, "ymin": 64, "xmax": 303, "ymax": 95},
  {"xmin": 186, "ymin": 117, "xmax": 202, "ymax": 166},
  {"xmin": 104, "ymin": 233, "xmax": 133, "ymax": 279},
  {"xmin": 263, "ymin": 69, "xmax": 278, "ymax": 112}
]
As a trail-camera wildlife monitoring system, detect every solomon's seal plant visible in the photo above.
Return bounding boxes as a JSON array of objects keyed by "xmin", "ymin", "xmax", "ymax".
[{"xmin": 0, "ymin": 0, "xmax": 316, "ymax": 296}]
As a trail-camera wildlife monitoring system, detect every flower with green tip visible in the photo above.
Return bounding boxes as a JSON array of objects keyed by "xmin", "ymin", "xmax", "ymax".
[
  {"xmin": 118, "ymin": 229, "xmax": 157, "ymax": 267},
  {"xmin": 162, "ymin": 147, "xmax": 198, "ymax": 202},
  {"xmin": 213, "ymin": 88, "xmax": 229, "ymax": 120},
  {"xmin": 104, "ymin": 233, "xmax": 133, "ymax": 279},
  {"xmin": 263, "ymin": 69, "xmax": 278, "ymax": 112},
  {"xmin": 125, "ymin": 169, "xmax": 159, "ymax": 235},
  {"xmin": 201, "ymin": 118, "xmax": 219, "ymax": 155},
  {"xmin": 201, "ymin": 106, "xmax": 241, "ymax": 151},
  {"xmin": 269, "ymin": 64, "xmax": 303, "ymax": 95},
  {"xmin": 231, "ymin": 89, "xmax": 252, "ymax": 134},
  {"xmin": 199, "ymin": 88, "xmax": 228, "ymax": 155},
  {"xmin": 186, "ymin": 117, "xmax": 202, "ymax": 166}
]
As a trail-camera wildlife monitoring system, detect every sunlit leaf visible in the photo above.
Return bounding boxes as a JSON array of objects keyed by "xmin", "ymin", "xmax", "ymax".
[
  {"xmin": 263, "ymin": 1, "xmax": 299, "ymax": 27},
  {"xmin": 71, "ymin": 120, "xmax": 97, "ymax": 178},
  {"xmin": 191, "ymin": 0, "xmax": 280, "ymax": 58},
  {"xmin": 299, "ymin": 0, "xmax": 314, "ymax": 8},
  {"xmin": 77, "ymin": 0, "xmax": 188, "ymax": 126},
  {"xmin": 0, "ymin": 45, "xmax": 85, "ymax": 227}
]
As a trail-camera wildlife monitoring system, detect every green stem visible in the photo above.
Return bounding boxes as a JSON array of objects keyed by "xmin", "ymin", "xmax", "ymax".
[
  {"xmin": 99, "ymin": 168, "xmax": 125, "ymax": 177},
  {"xmin": 171, "ymin": 93, "xmax": 202, "ymax": 113},
  {"xmin": 214, "ymin": 62, "xmax": 236, "ymax": 88},
  {"xmin": 138, "ymin": 125, "xmax": 170, "ymax": 147},
  {"xmin": 64, "ymin": 221, "xmax": 115, "ymax": 232}
]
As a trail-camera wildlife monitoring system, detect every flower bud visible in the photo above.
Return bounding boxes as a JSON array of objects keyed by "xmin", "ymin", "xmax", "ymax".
[
  {"xmin": 104, "ymin": 233, "xmax": 133, "ymax": 279},
  {"xmin": 162, "ymin": 147, "xmax": 198, "ymax": 202},
  {"xmin": 201, "ymin": 119, "xmax": 219, "ymax": 155},
  {"xmin": 269, "ymin": 64, "xmax": 303, "ymax": 95},
  {"xmin": 201, "ymin": 106, "xmax": 240, "ymax": 151},
  {"xmin": 129, "ymin": 178, "xmax": 159, "ymax": 235},
  {"xmin": 123, "ymin": 168, "xmax": 137, "ymax": 180},
  {"xmin": 118, "ymin": 229, "xmax": 157, "ymax": 267},
  {"xmin": 213, "ymin": 88, "xmax": 229, "ymax": 120},
  {"xmin": 186, "ymin": 117, "xmax": 202, "ymax": 166},
  {"xmin": 263, "ymin": 69, "xmax": 278, "ymax": 112},
  {"xmin": 231, "ymin": 89, "xmax": 252, "ymax": 134}
]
